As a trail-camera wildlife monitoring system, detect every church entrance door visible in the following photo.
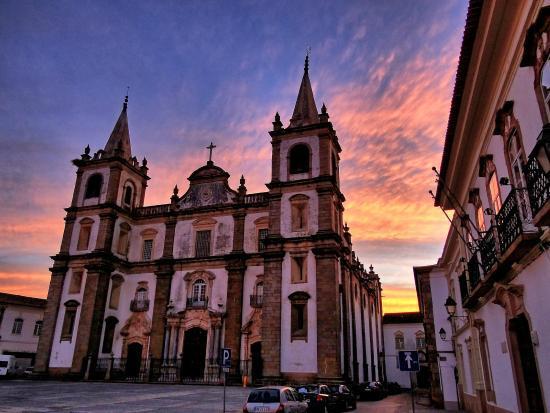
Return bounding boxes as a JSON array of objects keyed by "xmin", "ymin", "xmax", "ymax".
[
  {"xmin": 125, "ymin": 342, "xmax": 143, "ymax": 378},
  {"xmin": 181, "ymin": 327, "xmax": 207, "ymax": 379},
  {"xmin": 251, "ymin": 341, "xmax": 262, "ymax": 384},
  {"xmin": 509, "ymin": 314, "xmax": 544, "ymax": 413}
]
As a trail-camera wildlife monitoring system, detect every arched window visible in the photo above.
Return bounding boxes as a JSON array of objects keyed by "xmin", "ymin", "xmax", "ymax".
[
  {"xmin": 289, "ymin": 144, "xmax": 310, "ymax": 174},
  {"xmin": 102, "ymin": 316, "xmax": 119, "ymax": 354},
  {"xmin": 289, "ymin": 291, "xmax": 310, "ymax": 341},
  {"xmin": 61, "ymin": 300, "xmax": 80, "ymax": 342},
  {"xmin": 124, "ymin": 186, "xmax": 133, "ymax": 206},
  {"xmin": 192, "ymin": 279, "xmax": 207, "ymax": 304},
  {"xmin": 77, "ymin": 218, "xmax": 94, "ymax": 251},
  {"xmin": 289, "ymin": 194, "xmax": 309, "ymax": 232},
  {"xmin": 109, "ymin": 275, "xmax": 124, "ymax": 310},
  {"xmin": 130, "ymin": 282, "xmax": 149, "ymax": 312},
  {"xmin": 415, "ymin": 331, "xmax": 426, "ymax": 349},
  {"xmin": 394, "ymin": 331, "xmax": 404, "ymax": 350},
  {"xmin": 117, "ymin": 222, "xmax": 131, "ymax": 256},
  {"xmin": 84, "ymin": 174, "xmax": 103, "ymax": 199},
  {"xmin": 251, "ymin": 281, "xmax": 264, "ymax": 308}
]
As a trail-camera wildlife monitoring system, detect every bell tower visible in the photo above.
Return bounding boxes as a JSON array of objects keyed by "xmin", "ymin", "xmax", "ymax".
[{"xmin": 262, "ymin": 55, "xmax": 345, "ymax": 382}]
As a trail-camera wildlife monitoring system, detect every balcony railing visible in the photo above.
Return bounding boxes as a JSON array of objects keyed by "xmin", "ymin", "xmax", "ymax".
[
  {"xmin": 186, "ymin": 297, "xmax": 208, "ymax": 309},
  {"xmin": 467, "ymin": 254, "xmax": 482, "ymax": 291},
  {"xmin": 458, "ymin": 272, "xmax": 469, "ymax": 304},
  {"xmin": 130, "ymin": 299, "xmax": 150, "ymax": 312},
  {"xmin": 525, "ymin": 128, "xmax": 549, "ymax": 220},
  {"xmin": 479, "ymin": 228, "xmax": 497, "ymax": 274},
  {"xmin": 250, "ymin": 294, "xmax": 263, "ymax": 308},
  {"xmin": 495, "ymin": 188, "xmax": 532, "ymax": 255}
]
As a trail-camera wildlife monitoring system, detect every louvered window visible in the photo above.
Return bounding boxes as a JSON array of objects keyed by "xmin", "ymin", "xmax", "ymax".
[
  {"xmin": 195, "ymin": 230, "xmax": 211, "ymax": 257},
  {"xmin": 142, "ymin": 239, "xmax": 153, "ymax": 261}
]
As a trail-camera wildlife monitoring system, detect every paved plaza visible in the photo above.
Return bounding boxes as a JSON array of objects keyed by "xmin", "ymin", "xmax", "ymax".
[{"xmin": 0, "ymin": 380, "xmax": 448, "ymax": 413}]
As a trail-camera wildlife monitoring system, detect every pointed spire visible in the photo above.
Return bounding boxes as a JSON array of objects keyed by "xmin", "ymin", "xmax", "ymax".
[
  {"xmin": 289, "ymin": 54, "xmax": 319, "ymax": 128},
  {"xmin": 104, "ymin": 93, "xmax": 132, "ymax": 159}
]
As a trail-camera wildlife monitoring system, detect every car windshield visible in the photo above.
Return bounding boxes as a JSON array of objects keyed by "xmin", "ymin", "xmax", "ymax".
[
  {"xmin": 248, "ymin": 389, "xmax": 280, "ymax": 403},
  {"xmin": 297, "ymin": 385, "xmax": 318, "ymax": 394},
  {"xmin": 328, "ymin": 385, "xmax": 340, "ymax": 393}
]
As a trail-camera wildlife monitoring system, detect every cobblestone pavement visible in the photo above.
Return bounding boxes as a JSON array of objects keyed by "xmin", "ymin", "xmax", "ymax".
[{"xmin": 0, "ymin": 380, "xmax": 454, "ymax": 413}]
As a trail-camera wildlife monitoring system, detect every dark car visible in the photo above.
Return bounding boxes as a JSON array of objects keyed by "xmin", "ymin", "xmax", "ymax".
[
  {"xmin": 355, "ymin": 382, "xmax": 386, "ymax": 401},
  {"xmin": 296, "ymin": 384, "xmax": 339, "ymax": 413},
  {"xmin": 385, "ymin": 381, "xmax": 402, "ymax": 395},
  {"xmin": 328, "ymin": 384, "xmax": 356, "ymax": 411}
]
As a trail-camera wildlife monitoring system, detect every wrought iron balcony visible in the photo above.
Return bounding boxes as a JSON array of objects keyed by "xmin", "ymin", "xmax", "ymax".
[
  {"xmin": 458, "ymin": 271, "xmax": 469, "ymax": 304},
  {"xmin": 130, "ymin": 299, "xmax": 150, "ymax": 312},
  {"xmin": 467, "ymin": 254, "xmax": 482, "ymax": 291},
  {"xmin": 186, "ymin": 297, "xmax": 208, "ymax": 309},
  {"xmin": 250, "ymin": 294, "xmax": 263, "ymax": 308},
  {"xmin": 479, "ymin": 228, "xmax": 497, "ymax": 274},
  {"xmin": 525, "ymin": 126, "xmax": 550, "ymax": 225},
  {"xmin": 495, "ymin": 188, "xmax": 534, "ymax": 256}
]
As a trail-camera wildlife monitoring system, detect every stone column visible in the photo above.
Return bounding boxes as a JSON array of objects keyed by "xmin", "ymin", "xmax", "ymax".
[
  {"xmin": 261, "ymin": 251, "xmax": 284, "ymax": 379},
  {"xmin": 71, "ymin": 170, "xmax": 84, "ymax": 207},
  {"xmin": 340, "ymin": 263, "xmax": 351, "ymax": 381},
  {"xmin": 232, "ymin": 211, "xmax": 246, "ymax": 253},
  {"xmin": 316, "ymin": 186, "xmax": 334, "ymax": 233},
  {"xmin": 224, "ymin": 259, "xmax": 246, "ymax": 364},
  {"xmin": 71, "ymin": 261, "xmax": 112, "ymax": 374},
  {"xmin": 271, "ymin": 139, "xmax": 281, "ymax": 182},
  {"xmin": 162, "ymin": 216, "xmax": 177, "ymax": 258},
  {"xmin": 59, "ymin": 212, "xmax": 76, "ymax": 255},
  {"xmin": 318, "ymin": 134, "xmax": 331, "ymax": 176},
  {"xmin": 349, "ymin": 270, "xmax": 358, "ymax": 381},
  {"xmin": 268, "ymin": 193, "xmax": 282, "ymax": 236},
  {"xmin": 105, "ymin": 166, "xmax": 122, "ymax": 204},
  {"xmin": 150, "ymin": 265, "xmax": 174, "ymax": 359},
  {"xmin": 314, "ymin": 247, "xmax": 341, "ymax": 380},
  {"xmin": 94, "ymin": 212, "xmax": 117, "ymax": 253},
  {"xmin": 34, "ymin": 264, "xmax": 67, "ymax": 374}
]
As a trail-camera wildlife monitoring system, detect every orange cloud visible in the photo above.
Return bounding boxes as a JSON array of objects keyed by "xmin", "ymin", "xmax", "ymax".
[{"xmin": 382, "ymin": 284, "xmax": 420, "ymax": 314}]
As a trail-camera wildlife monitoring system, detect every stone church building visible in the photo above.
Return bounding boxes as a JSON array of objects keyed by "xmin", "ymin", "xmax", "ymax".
[{"xmin": 34, "ymin": 58, "xmax": 385, "ymax": 385}]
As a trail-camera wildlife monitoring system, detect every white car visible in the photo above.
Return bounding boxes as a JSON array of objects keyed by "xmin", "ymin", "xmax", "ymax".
[{"xmin": 243, "ymin": 386, "xmax": 309, "ymax": 413}]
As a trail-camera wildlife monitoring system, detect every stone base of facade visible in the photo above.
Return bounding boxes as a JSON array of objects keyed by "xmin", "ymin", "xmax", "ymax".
[{"xmin": 463, "ymin": 392, "xmax": 514, "ymax": 413}]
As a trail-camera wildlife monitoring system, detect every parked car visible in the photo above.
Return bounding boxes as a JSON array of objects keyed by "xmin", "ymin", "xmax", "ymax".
[
  {"xmin": 295, "ymin": 384, "xmax": 339, "ymax": 413},
  {"xmin": 328, "ymin": 384, "xmax": 356, "ymax": 411},
  {"xmin": 23, "ymin": 367, "xmax": 34, "ymax": 377},
  {"xmin": 385, "ymin": 381, "xmax": 402, "ymax": 395},
  {"xmin": 243, "ymin": 386, "xmax": 308, "ymax": 413},
  {"xmin": 355, "ymin": 382, "xmax": 386, "ymax": 401}
]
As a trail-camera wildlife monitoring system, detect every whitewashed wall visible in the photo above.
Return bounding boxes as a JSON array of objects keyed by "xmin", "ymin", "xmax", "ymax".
[
  {"xmin": 383, "ymin": 322, "xmax": 424, "ymax": 388},
  {"xmin": 279, "ymin": 135, "xmax": 320, "ymax": 181},
  {"xmin": 280, "ymin": 190, "xmax": 319, "ymax": 238}
]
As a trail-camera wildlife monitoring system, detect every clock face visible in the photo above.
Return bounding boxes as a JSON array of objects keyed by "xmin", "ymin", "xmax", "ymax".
[{"xmin": 200, "ymin": 186, "xmax": 213, "ymax": 203}]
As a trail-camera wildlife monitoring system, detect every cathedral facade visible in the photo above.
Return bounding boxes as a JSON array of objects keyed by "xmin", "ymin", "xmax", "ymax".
[{"xmin": 34, "ymin": 58, "xmax": 385, "ymax": 385}]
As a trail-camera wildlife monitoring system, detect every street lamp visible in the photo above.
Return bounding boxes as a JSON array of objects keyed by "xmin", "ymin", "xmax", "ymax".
[
  {"xmin": 439, "ymin": 328, "xmax": 449, "ymax": 341},
  {"xmin": 444, "ymin": 296, "xmax": 457, "ymax": 317}
]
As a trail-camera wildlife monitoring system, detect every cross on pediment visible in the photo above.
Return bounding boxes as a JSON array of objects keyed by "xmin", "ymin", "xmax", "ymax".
[{"xmin": 207, "ymin": 142, "xmax": 216, "ymax": 162}]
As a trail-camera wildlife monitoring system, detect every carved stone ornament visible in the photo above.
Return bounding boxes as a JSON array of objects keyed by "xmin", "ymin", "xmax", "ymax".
[{"xmin": 493, "ymin": 283, "xmax": 525, "ymax": 318}]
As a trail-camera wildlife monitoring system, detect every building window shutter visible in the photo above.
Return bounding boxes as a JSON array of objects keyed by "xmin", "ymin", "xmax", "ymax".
[
  {"xmin": 12, "ymin": 318, "xmax": 23, "ymax": 335},
  {"xmin": 195, "ymin": 230, "xmax": 211, "ymax": 257},
  {"xmin": 142, "ymin": 239, "xmax": 153, "ymax": 261}
]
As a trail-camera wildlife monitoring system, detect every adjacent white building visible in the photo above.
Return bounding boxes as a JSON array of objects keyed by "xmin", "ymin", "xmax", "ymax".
[
  {"xmin": 382, "ymin": 312, "xmax": 427, "ymax": 389},
  {"xmin": 0, "ymin": 292, "xmax": 46, "ymax": 371},
  {"xmin": 416, "ymin": 1, "xmax": 550, "ymax": 412}
]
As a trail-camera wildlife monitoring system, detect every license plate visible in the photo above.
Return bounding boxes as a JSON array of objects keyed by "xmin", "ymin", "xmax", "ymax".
[{"xmin": 254, "ymin": 408, "xmax": 269, "ymax": 412}]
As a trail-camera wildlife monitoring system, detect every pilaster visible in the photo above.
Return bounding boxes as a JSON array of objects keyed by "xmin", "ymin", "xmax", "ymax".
[
  {"xmin": 261, "ymin": 251, "xmax": 284, "ymax": 379},
  {"xmin": 94, "ymin": 211, "xmax": 117, "ymax": 253},
  {"xmin": 71, "ymin": 170, "xmax": 84, "ymax": 207},
  {"xmin": 224, "ymin": 259, "xmax": 246, "ymax": 358},
  {"xmin": 34, "ymin": 264, "xmax": 67, "ymax": 373},
  {"xmin": 71, "ymin": 261, "xmax": 113, "ymax": 373},
  {"xmin": 150, "ymin": 263, "xmax": 174, "ymax": 359},
  {"xmin": 162, "ymin": 216, "xmax": 177, "ymax": 258},
  {"xmin": 60, "ymin": 212, "xmax": 76, "ymax": 254},
  {"xmin": 232, "ymin": 211, "xmax": 246, "ymax": 253},
  {"xmin": 313, "ymin": 247, "xmax": 341, "ymax": 379},
  {"xmin": 105, "ymin": 165, "xmax": 122, "ymax": 203}
]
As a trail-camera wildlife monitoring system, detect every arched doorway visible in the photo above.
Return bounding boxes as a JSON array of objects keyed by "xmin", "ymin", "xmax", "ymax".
[
  {"xmin": 181, "ymin": 327, "xmax": 207, "ymax": 379},
  {"xmin": 251, "ymin": 341, "xmax": 262, "ymax": 384},
  {"xmin": 125, "ymin": 342, "xmax": 143, "ymax": 377},
  {"xmin": 509, "ymin": 314, "xmax": 544, "ymax": 413}
]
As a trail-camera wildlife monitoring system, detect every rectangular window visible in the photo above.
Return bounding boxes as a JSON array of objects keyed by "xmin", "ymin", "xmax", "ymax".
[
  {"xmin": 195, "ymin": 230, "xmax": 211, "ymax": 257},
  {"xmin": 476, "ymin": 205, "xmax": 486, "ymax": 232},
  {"xmin": 69, "ymin": 271, "xmax": 83, "ymax": 294},
  {"xmin": 142, "ymin": 239, "xmax": 153, "ymax": 261},
  {"xmin": 12, "ymin": 318, "xmax": 23, "ymax": 335},
  {"xmin": 416, "ymin": 337, "xmax": 425, "ymax": 349},
  {"xmin": 258, "ymin": 228, "xmax": 268, "ymax": 252},
  {"xmin": 291, "ymin": 303, "xmax": 307, "ymax": 340},
  {"xmin": 77, "ymin": 225, "xmax": 92, "ymax": 251},
  {"xmin": 291, "ymin": 256, "xmax": 307, "ymax": 283},
  {"xmin": 61, "ymin": 308, "xmax": 77, "ymax": 342},
  {"xmin": 118, "ymin": 229, "xmax": 130, "ymax": 255},
  {"xmin": 34, "ymin": 320, "xmax": 43, "ymax": 336}
]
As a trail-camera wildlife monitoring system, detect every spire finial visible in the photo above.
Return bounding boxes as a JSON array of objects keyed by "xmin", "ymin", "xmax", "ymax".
[
  {"xmin": 305, "ymin": 47, "xmax": 311, "ymax": 74},
  {"xmin": 123, "ymin": 86, "xmax": 129, "ymax": 110}
]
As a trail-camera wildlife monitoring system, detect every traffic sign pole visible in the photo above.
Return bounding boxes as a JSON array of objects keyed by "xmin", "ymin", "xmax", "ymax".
[
  {"xmin": 223, "ymin": 370, "xmax": 226, "ymax": 413},
  {"xmin": 220, "ymin": 348, "xmax": 231, "ymax": 413},
  {"xmin": 410, "ymin": 372, "xmax": 415, "ymax": 413}
]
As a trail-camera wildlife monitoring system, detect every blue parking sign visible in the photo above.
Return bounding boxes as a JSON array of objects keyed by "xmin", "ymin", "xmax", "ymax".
[
  {"xmin": 398, "ymin": 351, "xmax": 419, "ymax": 372},
  {"xmin": 220, "ymin": 348, "xmax": 231, "ymax": 368}
]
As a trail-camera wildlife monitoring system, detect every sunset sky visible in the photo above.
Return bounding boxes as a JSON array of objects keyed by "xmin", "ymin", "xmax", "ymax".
[{"xmin": 0, "ymin": 0, "xmax": 467, "ymax": 313}]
